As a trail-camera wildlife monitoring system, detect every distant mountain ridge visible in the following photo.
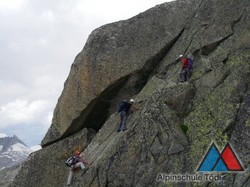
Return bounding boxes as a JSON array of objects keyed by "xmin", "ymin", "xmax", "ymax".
[
  {"xmin": 0, "ymin": 133, "xmax": 41, "ymax": 186},
  {"xmin": 0, "ymin": 133, "xmax": 32, "ymax": 171}
]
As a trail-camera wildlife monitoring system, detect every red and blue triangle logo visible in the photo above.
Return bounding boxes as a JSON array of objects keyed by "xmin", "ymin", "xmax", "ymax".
[{"xmin": 197, "ymin": 142, "xmax": 244, "ymax": 172}]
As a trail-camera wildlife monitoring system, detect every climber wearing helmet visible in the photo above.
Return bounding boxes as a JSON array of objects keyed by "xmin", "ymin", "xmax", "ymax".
[
  {"xmin": 67, "ymin": 150, "xmax": 89, "ymax": 186},
  {"xmin": 117, "ymin": 98, "xmax": 140, "ymax": 132},
  {"xmin": 72, "ymin": 151, "xmax": 88, "ymax": 170}
]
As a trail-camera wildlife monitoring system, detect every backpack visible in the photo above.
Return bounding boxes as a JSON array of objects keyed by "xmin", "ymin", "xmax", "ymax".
[
  {"xmin": 65, "ymin": 156, "xmax": 75, "ymax": 167},
  {"xmin": 118, "ymin": 100, "xmax": 128, "ymax": 112},
  {"xmin": 182, "ymin": 58, "xmax": 189, "ymax": 68},
  {"xmin": 187, "ymin": 58, "xmax": 193, "ymax": 69}
]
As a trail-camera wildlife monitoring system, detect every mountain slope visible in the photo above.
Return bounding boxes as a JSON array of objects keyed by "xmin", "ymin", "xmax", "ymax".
[
  {"xmin": 0, "ymin": 134, "xmax": 32, "ymax": 187},
  {"xmin": 0, "ymin": 135, "xmax": 32, "ymax": 170},
  {"xmin": 0, "ymin": 165, "xmax": 22, "ymax": 187},
  {"xmin": 11, "ymin": 0, "xmax": 250, "ymax": 186},
  {"xmin": 0, "ymin": 134, "xmax": 32, "ymax": 171}
]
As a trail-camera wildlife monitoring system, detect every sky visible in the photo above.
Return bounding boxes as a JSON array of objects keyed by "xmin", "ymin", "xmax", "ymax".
[{"xmin": 0, "ymin": 0, "xmax": 172, "ymax": 147}]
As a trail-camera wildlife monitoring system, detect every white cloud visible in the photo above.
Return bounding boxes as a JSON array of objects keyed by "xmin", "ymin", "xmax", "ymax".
[
  {"xmin": 0, "ymin": 0, "xmax": 27, "ymax": 10},
  {"xmin": 0, "ymin": 99, "xmax": 50, "ymax": 129},
  {"xmin": 0, "ymin": 133, "xmax": 8, "ymax": 138},
  {"xmin": 0, "ymin": 81, "xmax": 27, "ymax": 103},
  {"xmin": 41, "ymin": 10, "xmax": 55, "ymax": 22},
  {"xmin": 0, "ymin": 99, "xmax": 52, "ymax": 146}
]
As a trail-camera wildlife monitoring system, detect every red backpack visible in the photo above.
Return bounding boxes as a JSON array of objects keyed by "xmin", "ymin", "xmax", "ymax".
[{"xmin": 182, "ymin": 58, "xmax": 189, "ymax": 68}]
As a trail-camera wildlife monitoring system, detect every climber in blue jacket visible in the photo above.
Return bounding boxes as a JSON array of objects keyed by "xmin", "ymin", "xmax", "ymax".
[{"xmin": 117, "ymin": 99, "xmax": 140, "ymax": 132}]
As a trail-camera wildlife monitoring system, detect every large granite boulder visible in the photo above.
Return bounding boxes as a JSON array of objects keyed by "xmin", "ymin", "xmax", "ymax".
[{"xmin": 41, "ymin": 0, "xmax": 202, "ymax": 147}]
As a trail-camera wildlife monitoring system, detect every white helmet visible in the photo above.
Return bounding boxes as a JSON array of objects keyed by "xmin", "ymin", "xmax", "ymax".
[
  {"xmin": 179, "ymin": 54, "xmax": 183, "ymax": 58},
  {"xmin": 129, "ymin": 99, "xmax": 135, "ymax": 103}
]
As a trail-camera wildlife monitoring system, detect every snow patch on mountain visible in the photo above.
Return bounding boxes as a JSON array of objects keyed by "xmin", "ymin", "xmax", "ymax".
[
  {"xmin": 30, "ymin": 145, "xmax": 41, "ymax": 152},
  {"xmin": 0, "ymin": 133, "xmax": 8, "ymax": 138},
  {"xmin": 9, "ymin": 143, "xmax": 31, "ymax": 155},
  {"xmin": 0, "ymin": 134, "xmax": 32, "ymax": 171}
]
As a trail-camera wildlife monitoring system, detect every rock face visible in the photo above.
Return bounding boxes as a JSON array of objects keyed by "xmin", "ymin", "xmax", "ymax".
[
  {"xmin": 11, "ymin": 129, "xmax": 91, "ymax": 187},
  {"xmin": 41, "ymin": 0, "xmax": 196, "ymax": 147},
  {"xmin": 11, "ymin": 0, "xmax": 250, "ymax": 186},
  {"xmin": 0, "ymin": 165, "xmax": 21, "ymax": 187}
]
